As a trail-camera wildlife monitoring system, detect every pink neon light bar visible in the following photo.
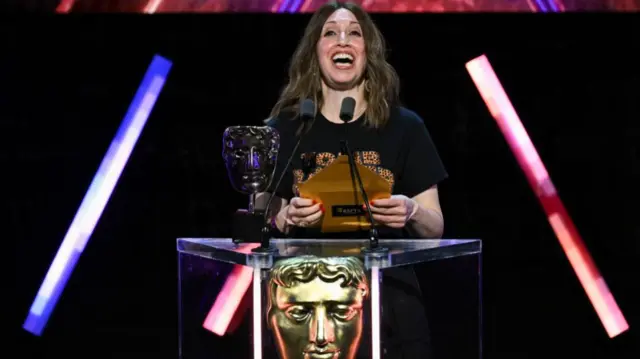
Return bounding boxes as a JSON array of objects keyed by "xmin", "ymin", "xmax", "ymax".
[
  {"xmin": 55, "ymin": 0, "xmax": 74, "ymax": 12},
  {"xmin": 143, "ymin": 0, "xmax": 164, "ymax": 13},
  {"xmin": 202, "ymin": 243, "xmax": 259, "ymax": 335},
  {"xmin": 465, "ymin": 54, "xmax": 629, "ymax": 338}
]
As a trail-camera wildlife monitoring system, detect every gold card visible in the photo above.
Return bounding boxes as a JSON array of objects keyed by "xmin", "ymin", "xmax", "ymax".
[{"xmin": 297, "ymin": 155, "xmax": 391, "ymax": 232}]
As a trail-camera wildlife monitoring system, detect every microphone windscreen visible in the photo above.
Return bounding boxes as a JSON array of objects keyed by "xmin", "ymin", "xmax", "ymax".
[
  {"xmin": 300, "ymin": 98, "xmax": 316, "ymax": 121},
  {"xmin": 339, "ymin": 97, "xmax": 356, "ymax": 123}
]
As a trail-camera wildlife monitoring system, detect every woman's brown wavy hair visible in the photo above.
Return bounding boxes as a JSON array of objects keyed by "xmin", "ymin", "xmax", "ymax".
[{"xmin": 269, "ymin": 1, "xmax": 400, "ymax": 128}]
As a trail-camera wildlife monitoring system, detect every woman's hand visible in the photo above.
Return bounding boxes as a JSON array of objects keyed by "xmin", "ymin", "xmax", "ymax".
[
  {"xmin": 367, "ymin": 195, "xmax": 418, "ymax": 229},
  {"xmin": 282, "ymin": 197, "xmax": 324, "ymax": 228}
]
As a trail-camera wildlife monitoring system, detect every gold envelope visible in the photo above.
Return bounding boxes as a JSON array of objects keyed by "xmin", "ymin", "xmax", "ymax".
[{"xmin": 297, "ymin": 155, "xmax": 391, "ymax": 232}]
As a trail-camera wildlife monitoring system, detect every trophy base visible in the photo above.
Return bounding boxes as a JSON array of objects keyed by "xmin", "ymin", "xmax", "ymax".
[
  {"xmin": 361, "ymin": 246, "xmax": 390, "ymax": 255},
  {"xmin": 361, "ymin": 229, "xmax": 389, "ymax": 255},
  {"xmin": 250, "ymin": 245, "xmax": 279, "ymax": 254},
  {"xmin": 232, "ymin": 209, "xmax": 266, "ymax": 244}
]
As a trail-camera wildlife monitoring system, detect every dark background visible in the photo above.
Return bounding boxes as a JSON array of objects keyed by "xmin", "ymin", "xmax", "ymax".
[{"xmin": 5, "ymin": 14, "xmax": 639, "ymax": 358}]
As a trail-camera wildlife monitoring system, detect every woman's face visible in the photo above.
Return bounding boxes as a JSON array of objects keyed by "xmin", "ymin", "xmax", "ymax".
[{"xmin": 316, "ymin": 9, "xmax": 366, "ymax": 90}]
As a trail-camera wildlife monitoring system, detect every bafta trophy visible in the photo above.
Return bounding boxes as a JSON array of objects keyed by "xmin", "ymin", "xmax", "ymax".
[{"xmin": 222, "ymin": 126, "xmax": 280, "ymax": 247}]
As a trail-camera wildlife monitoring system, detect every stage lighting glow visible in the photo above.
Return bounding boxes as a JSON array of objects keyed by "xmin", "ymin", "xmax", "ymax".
[
  {"xmin": 465, "ymin": 54, "xmax": 629, "ymax": 338},
  {"xmin": 23, "ymin": 55, "xmax": 173, "ymax": 336},
  {"xmin": 529, "ymin": 0, "xmax": 565, "ymax": 12},
  {"xmin": 143, "ymin": 0, "xmax": 164, "ymax": 13},
  {"xmin": 55, "ymin": 0, "xmax": 75, "ymax": 13},
  {"xmin": 202, "ymin": 243, "xmax": 259, "ymax": 336}
]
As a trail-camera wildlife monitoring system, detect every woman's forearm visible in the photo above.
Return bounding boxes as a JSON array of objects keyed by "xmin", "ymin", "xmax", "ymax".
[{"xmin": 407, "ymin": 205, "xmax": 444, "ymax": 239}]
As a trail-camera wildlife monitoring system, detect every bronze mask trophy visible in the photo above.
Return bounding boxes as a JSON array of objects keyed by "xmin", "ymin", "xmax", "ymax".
[{"xmin": 222, "ymin": 125, "xmax": 280, "ymax": 252}]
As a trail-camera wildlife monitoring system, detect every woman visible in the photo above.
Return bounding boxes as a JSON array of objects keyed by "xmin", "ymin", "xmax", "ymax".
[{"xmin": 264, "ymin": 2, "xmax": 447, "ymax": 358}]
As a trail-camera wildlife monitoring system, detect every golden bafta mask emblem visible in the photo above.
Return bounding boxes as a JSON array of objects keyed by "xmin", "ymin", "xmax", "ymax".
[{"xmin": 267, "ymin": 256, "xmax": 369, "ymax": 359}]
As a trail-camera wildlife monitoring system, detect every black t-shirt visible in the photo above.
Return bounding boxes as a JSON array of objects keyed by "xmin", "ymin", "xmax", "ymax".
[
  {"xmin": 267, "ymin": 105, "xmax": 448, "ymax": 239},
  {"xmin": 266, "ymin": 106, "xmax": 447, "ymax": 358}
]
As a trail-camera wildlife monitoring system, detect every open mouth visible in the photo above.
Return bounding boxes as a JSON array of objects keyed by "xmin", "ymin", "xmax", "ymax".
[
  {"xmin": 306, "ymin": 351, "xmax": 339, "ymax": 359},
  {"xmin": 332, "ymin": 52, "xmax": 354, "ymax": 69}
]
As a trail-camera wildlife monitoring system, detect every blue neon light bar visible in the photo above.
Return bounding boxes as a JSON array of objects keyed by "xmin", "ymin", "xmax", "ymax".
[{"xmin": 23, "ymin": 54, "xmax": 173, "ymax": 336}]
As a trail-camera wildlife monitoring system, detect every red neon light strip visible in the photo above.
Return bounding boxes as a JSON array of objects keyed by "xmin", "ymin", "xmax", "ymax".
[
  {"xmin": 56, "ymin": 0, "xmax": 75, "ymax": 13},
  {"xmin": 270, "ymin": 0, "xmax": 285, "ymax": 12},
  {"xmin": 466, "ymin": 55, "xmax": 629, "ymax": 338},
  {"xmin": 143, "ymin": 0, "xmax": 164, "ymax": 13},
  {"xmin": 299, "ymin": 0, "xmax": 315, "ymax": 12},
  {"xmin": 465, "ymin": 54, "xmax": 629, "ymax": 338},
  {"xmin": 202, "ymin": 243, "xmax": 259, "ymax": 335}
]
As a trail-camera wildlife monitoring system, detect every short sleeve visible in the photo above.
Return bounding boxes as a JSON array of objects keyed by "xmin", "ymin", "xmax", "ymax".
[
  {"xmin": 266, "ymin": 115, "xmax": 295, "ymax": 201},
  {"xmin": 397, "ymin": 113, "xmax": 448, "ymax": 198}
]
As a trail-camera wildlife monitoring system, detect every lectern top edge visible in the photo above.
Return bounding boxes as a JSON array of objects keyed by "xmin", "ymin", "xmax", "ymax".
[{"xmin": 176, "ymin": 237, "xmax": 481, "ymax": 269}]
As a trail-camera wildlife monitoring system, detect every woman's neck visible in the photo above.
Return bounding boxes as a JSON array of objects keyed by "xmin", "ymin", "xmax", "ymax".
[{"xmin": 320, "ymin": 83, "xmax": 366, "ymax": 124}]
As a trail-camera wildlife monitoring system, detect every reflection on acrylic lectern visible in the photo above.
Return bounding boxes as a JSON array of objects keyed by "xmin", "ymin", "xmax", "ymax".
[{"xmin": 177, "ymin": 238, "xmax": 483, "ymax": 359}]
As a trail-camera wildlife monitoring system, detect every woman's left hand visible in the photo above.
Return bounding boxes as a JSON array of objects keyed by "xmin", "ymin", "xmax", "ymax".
[{"xmin": 366, "ymin": 195, "xmax": 419, "ymax": 229}]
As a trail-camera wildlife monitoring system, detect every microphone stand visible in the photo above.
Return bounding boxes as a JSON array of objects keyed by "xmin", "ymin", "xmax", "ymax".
[
  {"xmin": 256, "ymin": 103, "xmax": 315, "ymax": 253},
  {"xmin": 254, "ymin": 136, "xmax": 305, "ymax": 253},
  {"xmin": 339, "ymin": 140, "xmax": 387, "ymax": 253}
]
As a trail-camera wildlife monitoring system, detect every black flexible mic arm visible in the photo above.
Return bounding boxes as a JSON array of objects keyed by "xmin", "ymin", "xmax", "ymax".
[
  {"xmin": 257, "ymin": 98, "xmax": 315, "ymax": 251},
  {"xmin": 338, "ymin": 97, "xmax": 380, "ymax": 250},
  {"xmin": 340, "ymin": 140, "xmax": 380, "ymax": 248}
]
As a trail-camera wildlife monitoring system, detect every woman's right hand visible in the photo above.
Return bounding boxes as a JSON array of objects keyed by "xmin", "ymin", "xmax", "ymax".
[{"xmin": 282, "ymin": 197, "xmax": 324, "ymax": 228}]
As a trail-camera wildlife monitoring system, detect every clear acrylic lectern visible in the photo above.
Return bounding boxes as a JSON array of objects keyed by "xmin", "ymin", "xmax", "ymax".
[{"xmin": 177, "ymin": 238, "xmax": 482, "ymax": 359}]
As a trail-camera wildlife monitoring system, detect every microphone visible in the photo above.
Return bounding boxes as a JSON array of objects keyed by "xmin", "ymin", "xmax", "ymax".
[
  {"xmin": 256, "ymin": 98, "xmax": 316, "ymax": 251},
  {"xmin": 339, "ymin": 97, "xmax": 356, "ymax": 123},
  {"xmin": 338, "ymin": 97, "xmax": 383, "ymax": 251}
]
